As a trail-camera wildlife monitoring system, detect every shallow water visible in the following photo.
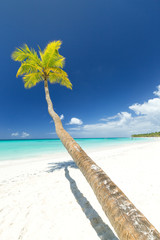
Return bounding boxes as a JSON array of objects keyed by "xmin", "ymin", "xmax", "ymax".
[{"xmin": 0, "ymin": 137, "xmax": 152, "ymax": 161}]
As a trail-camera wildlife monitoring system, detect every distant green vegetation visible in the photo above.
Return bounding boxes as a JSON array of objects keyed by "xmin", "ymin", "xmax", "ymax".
[{"xmin": 132, "ymin": 131, "xmax": 160, "ymax": 137}]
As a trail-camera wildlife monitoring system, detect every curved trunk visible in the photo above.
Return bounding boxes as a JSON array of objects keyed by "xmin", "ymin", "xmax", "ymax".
[{"xmin": 44, "ymin": 78, "xmax": 160, "ymax": 240}]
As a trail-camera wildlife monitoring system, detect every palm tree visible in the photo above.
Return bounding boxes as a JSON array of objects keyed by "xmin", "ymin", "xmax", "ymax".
[{"xmin": 12, "ymin": 41, "xmax": 160, "ymax": 239}]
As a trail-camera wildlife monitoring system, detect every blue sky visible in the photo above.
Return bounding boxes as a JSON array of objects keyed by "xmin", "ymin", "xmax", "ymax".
[{"xmin": 1, "ymin": 0, "xmax": 160, "ymax": 139}]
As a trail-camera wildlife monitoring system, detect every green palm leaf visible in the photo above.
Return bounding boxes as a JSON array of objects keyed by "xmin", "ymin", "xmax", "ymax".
[
  {"xmin": 23, "ymin": 72, "xmax": 43, "ymax": 88},
  {"xmin": 12, "ymin": 41, "xmax": 72, "ymax": 90},
  {"xmin": 52, "ymin": 57, "xmax": 65, "ymax": 68},
  {"xmin": 38, "ymin": 45, "xmax": 44, "ymax": 62},
  {"xmin": 42, "ymin": 41, "xmax": 64, "ymax": 68},
  {"xmin": 49, "ymin": 72, "xmax": 72, "ymax": 89},
  {"xmin": 16, "ymin": 59, "xmax": 42, "ymax": 77},
  {"xmin": 47, "ymin": 67, "xmax": 67, "ymax": 76},
  {"xmin": 12, "ymin": 44, "xmax": 41, "ymax": 67}
]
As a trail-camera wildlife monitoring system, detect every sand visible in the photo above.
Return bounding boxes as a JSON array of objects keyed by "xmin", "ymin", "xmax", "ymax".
[{"xmin": 0, "ymin": 140, "xmax": 160, "ymax": 240}]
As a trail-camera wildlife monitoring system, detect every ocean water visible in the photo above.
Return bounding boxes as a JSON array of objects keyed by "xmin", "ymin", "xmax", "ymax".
[{"xmin": 0, "ymin": 137, "xmax": 152, "ymax": 161}]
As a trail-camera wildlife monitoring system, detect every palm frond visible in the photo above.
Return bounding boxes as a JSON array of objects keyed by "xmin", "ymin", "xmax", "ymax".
[
  {"xmin": 12, "ymin": 45, "xmax": 28, "ymax": 62},
  {"xmin": 23, "ymin": 72, "xmax": 43, "ymax": 89},
  {"xmin": 38, "ymin": 45, "xmax": 44, "ymax": 62},
  {"xmin": 12, "ymin": 44, "xmax": 41, "ymax": 67},
  {"xmin": 42, "ymin": 41, "xmax": 63, "ymax": 68},
  {"xmin": 48, "ymin": 72, "xmax": 72, "ymax": 89},
  {"xmin": 12, "ymin": 41, "xmax": 72, "ymax": 90},
  {"xmin": 47, "ymin": 67, "xmax": 68, "ymax": 77},
  {"xmin": 52, "ymin": 57, "xmax": 65, "ymax": 68},
  {"xmin": 16, "ymin": 59, "xmax": 43, "ymax": 77},
  {"xmin": 60, "ymin": 76, "xmax": 72, "ymax": 89}
]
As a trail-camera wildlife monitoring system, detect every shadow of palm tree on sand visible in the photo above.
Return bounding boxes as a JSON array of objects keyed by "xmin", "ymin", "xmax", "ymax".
[
  {"xmin": 47, "ymin": 160, "xmax": 118, "ymax": 240},
  {"xmin": 47, "ymin": 160, "xmax": 78, "ymax": 172}
]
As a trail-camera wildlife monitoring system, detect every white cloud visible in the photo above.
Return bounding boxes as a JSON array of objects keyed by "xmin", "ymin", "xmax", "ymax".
[
  {"xmin": 68, "ymin": 126, "xmax": 82, "ymax": 131},
  {"xmin": 129, "ymin": 98, "xmax": 160, "ymax": 115},
  {"xmin": 21, "ymin": 132, "xmax": 30, "ymax": 138},
  {"xmin": 68, "ymin": 85, "xmax": 160, "ymax": 137},
  {"xmin": 100, "ymin": 115, "xmax": 118, "ymax": 121},
  {"xmin": 50, "ymin": 114, "xmax": 64, "ymax": 123},
  {"xmin": 115, "ymin": 112, "xmax": 132, "ymax": 126},
  {"xmin": 80, "ymin": 112, "xmax": 133, "ymax": 137},
  {"xmin": 67, "ymin": 117, "xmax": 83, "ymax": 125},
  {"xmin": 153, "ymin": 85, "xmax": 160, "ymax": 97},
  {"xmin": 11, "ymin": 132, "xmax": 19, "ymax": 136},
  {"xmin": 60, "ymin": 114, "xmax": 64, "ymax": 120}
]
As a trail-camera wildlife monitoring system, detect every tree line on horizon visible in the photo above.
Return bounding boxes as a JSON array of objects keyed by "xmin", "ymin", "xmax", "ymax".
[{"xmin": 132, "ymin": 131, "xmax": 160, "ymax": 137}]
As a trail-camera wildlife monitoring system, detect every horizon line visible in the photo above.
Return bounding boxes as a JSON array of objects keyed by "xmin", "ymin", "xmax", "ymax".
[{"xmin": 0, "ymin": 137, "xmax": 132, "ymax": 141}]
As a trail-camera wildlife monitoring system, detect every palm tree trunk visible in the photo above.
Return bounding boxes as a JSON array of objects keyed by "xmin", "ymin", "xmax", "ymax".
[{"xmin": 44, "ymin": 78, "xmax": 160, "ymax": 240}]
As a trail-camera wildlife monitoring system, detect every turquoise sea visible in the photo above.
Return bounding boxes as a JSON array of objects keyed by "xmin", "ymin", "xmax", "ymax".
[{"xmin": 0, "ymin": 138, "xmax": 152, "ymax": 161}]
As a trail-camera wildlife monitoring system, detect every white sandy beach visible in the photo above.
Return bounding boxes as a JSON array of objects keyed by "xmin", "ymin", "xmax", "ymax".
[{"xmin": 0, "ymin": 140, "xmax": 160, "ymax": 240}]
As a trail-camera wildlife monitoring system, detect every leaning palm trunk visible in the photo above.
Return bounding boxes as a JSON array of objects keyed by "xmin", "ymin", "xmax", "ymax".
[
  {"xmin": 44, "ymin": 78, "xmax": 160, "ymax": 240},
  {"xmin": 12, "ymin": 41, "xmax": 160, "ymax": 239}
]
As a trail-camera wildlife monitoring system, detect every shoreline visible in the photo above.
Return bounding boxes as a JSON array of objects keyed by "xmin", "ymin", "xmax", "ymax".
[
  {"xmin": 0, "ymin": 136, "xmax": 157, "ymax": 163},
  {"xmin": 0, "ymin": 140, "xmax": 160, "ymax": 239}
]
